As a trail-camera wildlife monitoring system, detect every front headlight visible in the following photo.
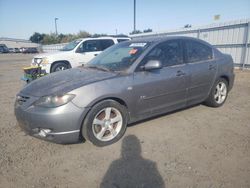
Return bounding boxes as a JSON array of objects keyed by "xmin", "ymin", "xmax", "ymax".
[
  {"xmin": 32, "ymin": 58, "xmax": 48, "ymax": 66},
  {"xmin": 34, "ymin": 94, "xmax": 75, "ymax": 108},
  {"xmin": 36, "ymin": 58, "xmax": 43, "ymax": 64},
  {"xmin": 32, "ymin": 58, "xmax": 42, "ymax": 65}
]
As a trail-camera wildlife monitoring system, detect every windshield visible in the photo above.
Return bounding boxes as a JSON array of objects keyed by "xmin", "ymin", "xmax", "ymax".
[
  {"xmin": 61, "ymin": 39, "xmax": 82, "ymax": 51},
  {"xmin": 86, "ymin": 41, "xmax": 149, "ymax": 72}
]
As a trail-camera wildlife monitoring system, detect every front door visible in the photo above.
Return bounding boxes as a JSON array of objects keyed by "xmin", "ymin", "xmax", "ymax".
[
  {"xmin": 74, "ymin": 39, "xmax": 115, "ymax": 66},
  {"xmin": 74, "ymin": 39, "xmax": 102, "ymax": 66},
  {"xmin": 132, "ymin": 40, "xmax": 188, "ymax": 119}
]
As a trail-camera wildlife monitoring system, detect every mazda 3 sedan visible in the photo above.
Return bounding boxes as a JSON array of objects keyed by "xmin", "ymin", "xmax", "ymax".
[{"xmin": 15, "ymin": 36, "xmax": 235, "ymax": 146}]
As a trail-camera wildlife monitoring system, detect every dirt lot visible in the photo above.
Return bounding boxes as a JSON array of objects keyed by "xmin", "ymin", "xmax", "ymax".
[{"xmin": 0, "ymin": 54, "xmax": 249, "ymax": 188}]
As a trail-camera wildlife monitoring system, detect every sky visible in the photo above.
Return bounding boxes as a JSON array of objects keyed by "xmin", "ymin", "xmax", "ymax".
[{"xmin": 0, "ymin": 0, "xmax": 250, "ymax": 39}]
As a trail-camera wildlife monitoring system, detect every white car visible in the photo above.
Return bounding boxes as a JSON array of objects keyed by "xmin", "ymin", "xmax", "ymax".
[{"xmin": 31, "ymin": 37, "xmax": 130, "ymax": 73}]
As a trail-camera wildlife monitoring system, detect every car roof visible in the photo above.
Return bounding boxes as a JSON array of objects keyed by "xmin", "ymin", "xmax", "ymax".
[
  {"xmin": 129, "ymin": 36, "xmax": 212, "ymax": 46},
  {"xmin": 78, "ymin": 36, "xmax": 130, "ymax": 41}
]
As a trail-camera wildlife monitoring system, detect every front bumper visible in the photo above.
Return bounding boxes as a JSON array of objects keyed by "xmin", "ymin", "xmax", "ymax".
[
  {"xmin": 14, "ymin": 94, "xmax": 90, "ymax": 144},
  {"xmin": 40, "ymin": 64, "xmax": 51, "ymax": 74}
]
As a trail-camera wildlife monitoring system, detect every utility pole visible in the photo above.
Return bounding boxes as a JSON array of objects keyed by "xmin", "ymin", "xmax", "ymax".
[
  {"xmin": 37, "ymin": 35, "xmax": 40, "ymax": 44},
  {"xmin": 55, "ymin": 18, "xmax": 59, "ymax": 35},
  {"xmin": 134, "ymin": 0, "xmax": 136, "ymax": 32}
]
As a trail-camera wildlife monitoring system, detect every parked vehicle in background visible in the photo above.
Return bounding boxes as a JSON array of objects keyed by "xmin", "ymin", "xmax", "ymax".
[
  {"xmin": 8, "ymin": 48, "xmax": 15, "ymax": 53},
  {"xmin": 31, "ymin": 37, "xmax": 130, "ymax": 73},
  {"xmin": 14, "ymin": 48, "xmax": 21, "ymax": 53},
  {"xmin": 19, "ymin": 47, "xmax": 26, "ymax": 53},
  {"xmin": 0, "ymin": 44, "xmax": 9, "ymax": 53},
  {"xmin": 15, "ymin": 36, "xmax": 234, "ymax": 146},
  {"xmin": 8, "ymin": 48, "xmax": 21, "ymax": 53},
  {"xmin": 23, "ymin": 47, "xmax": 38, "ymax": 54}
]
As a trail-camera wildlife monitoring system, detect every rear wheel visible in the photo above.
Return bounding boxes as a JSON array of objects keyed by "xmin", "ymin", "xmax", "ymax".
[
  {"xmin": 51, "ymin": 62, "xmax": 70, "ymax": 73},
  {"xmin": 205, "ymin": 78, "xmax": 228, "ymax": 107},
  {"xmin": 82, "ymin": 100, "xmax": 128, "ymax": 146}
]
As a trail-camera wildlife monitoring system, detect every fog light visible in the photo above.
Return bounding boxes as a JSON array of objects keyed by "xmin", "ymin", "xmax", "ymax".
[{"xmin": 38, "ymin": 129, "xmax": 51, "ymax": 137}]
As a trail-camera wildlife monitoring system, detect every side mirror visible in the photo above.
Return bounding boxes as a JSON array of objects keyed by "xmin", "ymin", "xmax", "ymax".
[
  {"xmin": 143, "ymin": 60, "xmax": 162, "ymax": 71},
  {"xmin": 76, "ymin": 48, "xmax": 85, "ymax": 53},
  {"xmin": 75, "ymin": 45, "xmax": 88, "ymax": 53}
]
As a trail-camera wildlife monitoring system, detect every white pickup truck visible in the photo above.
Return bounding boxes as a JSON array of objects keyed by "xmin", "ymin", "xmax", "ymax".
[{"xmin": 31, "ymin": 37, "xmax": 130, "ymax": 73}]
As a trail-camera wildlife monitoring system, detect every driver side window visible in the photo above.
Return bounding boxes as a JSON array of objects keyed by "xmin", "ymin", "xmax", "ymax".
[
  {"xmin": 77, "ymin": 40, "xmax": 101, "ymax": 53},
  {"xmin": 143, "ymin": 40, "xmax": 184, "ymax": 67}
]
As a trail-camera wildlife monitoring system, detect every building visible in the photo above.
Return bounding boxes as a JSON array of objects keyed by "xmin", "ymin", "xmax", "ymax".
[{"xmin": 130, "ymin": 19, "xmax": 250, "ymax": 68}]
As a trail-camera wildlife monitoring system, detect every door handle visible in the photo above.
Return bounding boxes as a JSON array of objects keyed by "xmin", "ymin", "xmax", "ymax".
[
  {"xmin": 176, "ymin": 70, "xmax": 186, "ymax": 77},
  {"xmin": 209, "ymin": 64, "xmax": 216, "ymax": 70}
]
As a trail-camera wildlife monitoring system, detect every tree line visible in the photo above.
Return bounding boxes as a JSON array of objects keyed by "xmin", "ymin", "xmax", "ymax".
[
  {"xmin": 29, "ymin": 29, "xmax": 153, "ymax": 45},
  {"xmin": 30, "ymin": 31, "xmax": 103, "ymax": 45}
]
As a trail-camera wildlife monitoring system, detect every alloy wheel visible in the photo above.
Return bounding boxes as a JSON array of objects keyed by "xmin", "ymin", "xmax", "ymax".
[
  {"xmin": 214, "ymin": 82, "xmax": 227, "ymax": 104},
  {"xmin": 55, "ymin": 66, "xmax": 66, "ymax": 71},
  {"xmin": 92, "ymin": 107, "xmax": 123, "ymax": 141}
]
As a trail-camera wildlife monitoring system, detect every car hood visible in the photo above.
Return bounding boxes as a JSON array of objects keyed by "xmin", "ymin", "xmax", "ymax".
[
  {"xmin": 20, "ymin": 67, "xmax": 118, "ymax": 97},
  {"xmin": 33, "ymin": 51, "xmax": 70, "ymax": 59}
]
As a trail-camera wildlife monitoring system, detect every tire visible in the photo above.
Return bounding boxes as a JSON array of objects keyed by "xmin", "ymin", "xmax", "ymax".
[
  {"xmin": 51, "ymin": 62, "xmax": 69, "ymax": 73},
  {"xmin": 205, "ymin": 78, "xmax": 228, "ymax": 107},
  {"xmin": 82, "ymin": 100, "xmax": 128, "ymax": 147}
]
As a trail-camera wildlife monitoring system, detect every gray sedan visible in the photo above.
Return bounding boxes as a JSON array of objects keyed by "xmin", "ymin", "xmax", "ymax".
[{"xmin": 15, "ymin": 36, "xmax": 235, "ymax": 146}]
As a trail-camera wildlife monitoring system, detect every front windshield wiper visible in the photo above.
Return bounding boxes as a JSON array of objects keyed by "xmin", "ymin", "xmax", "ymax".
[{"xmin": 86, "ymin": 65, "xmax": 111, "ymax": 72}]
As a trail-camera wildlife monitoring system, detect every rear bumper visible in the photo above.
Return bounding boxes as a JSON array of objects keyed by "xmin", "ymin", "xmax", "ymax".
[{"xmin": 15, "ymin": 99, "xmax": 90, "ymax": 144}]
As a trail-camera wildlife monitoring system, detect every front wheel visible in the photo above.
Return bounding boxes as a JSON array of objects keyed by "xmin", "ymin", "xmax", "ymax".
[
  {"xmin": 205, "ymin": 78, "xmax": 228, "ymax": 107},
  {"xmin": 82, "ymin": 100, "xmax": 128, "ymax": 147},
  {"xmin": 51, "ymin": 62, "xmax": 69, "ymax": 73}
]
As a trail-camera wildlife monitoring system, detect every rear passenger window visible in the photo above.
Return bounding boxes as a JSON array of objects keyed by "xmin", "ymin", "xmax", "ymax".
[
  {"xmin": 146, "ymin": 40, "xmax": 184, "ymax": 67},
  {"xmin": 99, "ymin": 40, "xmax": 114, "ymax": 50},
  {"xmin": 186, "ymin": 40, "xmax": 213, "ymax": 63}
]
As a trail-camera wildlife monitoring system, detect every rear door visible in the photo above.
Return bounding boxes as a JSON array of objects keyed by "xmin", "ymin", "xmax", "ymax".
[
  {"xmin": 132, "ymin": 40, "xmax": 189, "ymax": 118},
  {"xmin": 184, "ymin": 39, "xmax": 217, "ymax": 105},
  {"xmin": 99, "ymin": 39, "xmax": 115, "ymax": 50}
]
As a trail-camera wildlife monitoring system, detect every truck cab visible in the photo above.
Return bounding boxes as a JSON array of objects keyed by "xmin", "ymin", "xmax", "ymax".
[{"xmin": 32, "ymin": 37, "xmax": 130, "ymax": 73}]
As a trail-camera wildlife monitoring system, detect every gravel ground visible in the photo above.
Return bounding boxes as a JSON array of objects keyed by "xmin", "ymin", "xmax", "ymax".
[{"xmin": 0, "ymin": 54, "xmax": 250, "ymax": 188}]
